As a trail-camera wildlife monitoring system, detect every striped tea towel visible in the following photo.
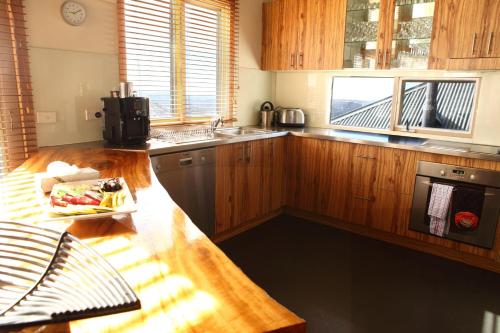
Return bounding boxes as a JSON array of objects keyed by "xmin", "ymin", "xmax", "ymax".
[{"xmin": 428, "ymin": 183, "xmax": 454, "ymax": 237}]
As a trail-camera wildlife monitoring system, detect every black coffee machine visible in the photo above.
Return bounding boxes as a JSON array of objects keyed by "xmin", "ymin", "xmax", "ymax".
[{"xmin": 101, "ymin": 97, "xmax": 150, "ymax": 146}]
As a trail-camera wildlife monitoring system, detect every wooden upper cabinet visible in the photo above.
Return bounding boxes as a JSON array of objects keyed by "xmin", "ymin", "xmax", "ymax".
[
  {"xmin": 261, "ymin": 0, "xmax": 347, "ymax": 70},
  {"xmin": 429, "ymin": 0, "xmax": 500, "ymax": 69},
  {"xmin": 298, "ymin": 0, "xmax": 347, "ymax": 69},
  {"xmin": 262, "ymin": 0, "xmax": 298, "ymax": 70},
  {"xmin": 443, "ymin": 0, "xmax": 488, "ymax": 59},
  {"xmin": 481, "ymin": 0, "xmax": 500, "ymax": 58}
]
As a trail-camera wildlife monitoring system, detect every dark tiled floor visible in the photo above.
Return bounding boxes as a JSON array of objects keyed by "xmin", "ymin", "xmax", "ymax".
[{"xmin": 219, "ymin": 215, "xmax": 500, "ymax": 333}]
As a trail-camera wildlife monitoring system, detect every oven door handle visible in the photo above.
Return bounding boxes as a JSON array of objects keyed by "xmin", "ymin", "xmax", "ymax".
[{"xmin": 421, "ymin": 181, "xmax": 496, "ymax": 196}]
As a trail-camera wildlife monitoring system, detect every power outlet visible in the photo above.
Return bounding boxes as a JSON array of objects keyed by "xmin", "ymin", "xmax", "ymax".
[
  {"xmin": 37, "ymin": 112, "xmax": 57, "ymax": 124},
  {"xmin": 85, "ymin": 109, "xmax": 102, "ymax": 121}
]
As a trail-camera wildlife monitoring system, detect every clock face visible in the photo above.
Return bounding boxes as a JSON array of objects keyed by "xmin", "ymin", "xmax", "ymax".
[{"xmin": 61, "ymin": 1, "xmax": 87, "ymax": 26}]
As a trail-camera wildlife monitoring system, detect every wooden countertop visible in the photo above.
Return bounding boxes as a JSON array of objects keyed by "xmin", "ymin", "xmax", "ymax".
[{"xmin": 0, "ymin": 147, "xmax": 305, "ymax": 333}]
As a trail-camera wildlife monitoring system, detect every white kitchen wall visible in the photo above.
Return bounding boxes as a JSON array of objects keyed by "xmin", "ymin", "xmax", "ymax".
[
  {"xmin": 26, "ymin": 0, "xmax": 118, "ymax": 147},
  {"xmin": 235, "ymin": 0, "xmax": 273, "ymax": 127},
  {"xmin": 274, "ymin": 70, "xmax": 500, "ymax": 146},
  {"xmin": 26, "ymin": 0, "xmax": 270, "ymax": 147}
]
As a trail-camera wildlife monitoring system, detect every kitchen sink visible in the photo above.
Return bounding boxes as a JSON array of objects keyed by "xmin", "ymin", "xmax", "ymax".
[{"xmin": 215, "ymin": 127, "xmax": 272, "ymax": 136}]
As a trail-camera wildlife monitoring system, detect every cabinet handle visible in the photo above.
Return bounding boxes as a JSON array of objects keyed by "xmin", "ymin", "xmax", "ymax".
[
  {"xmin": 355, "ymin": 155, "xmax": 377, "ymax": 160},
  {"xmin": 299, "ymin": 52, "xmax": 304, "ymax": 68},
  {"xmin": 244, "ymin": 144, "xmax": 251, "ymax": 164},
  {"xmin": 354, "ymin": 195, "xmax": 375, "ymax": 202},
  {"xmin": 487, "ymin": 32, "xmax": 494, "ymax": 56},
  {"xmin": 385, "ymin": 49, "xmax": 391, "ymax": 68},
  {"xmin": 238, "ymin": 143, "xmax": 251, "ymax": 164},
  {"xmin": 290, "ymin": 53, "xmax": 296, "ymax": 68},
  {"xmin": 471, "ymin": 33, "xmax": 478, "ymax": 55},
  {"xmin": 237, "ymin": 146, "xmax": 244, "ymax": 162},
  {"xmin": 377, "ymin": 49, "xmax": 384, "ymax": 67},
  {"xmin": 179, "ymin": 157, "xmax": 193, "ymax": 166}
]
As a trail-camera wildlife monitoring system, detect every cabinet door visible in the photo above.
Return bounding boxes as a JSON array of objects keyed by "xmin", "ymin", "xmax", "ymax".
[
  {"xmin": 298, "ymin": 0, "xmax": 347, "ymax": 70},
  {"xmin": 215, "ymin": 139, "xmax": 285, "ymax": 235},
  {"xmin": 343, "ymin": 0, "xmax": 385, "ymax": 69},
  {"xmin": 262, "ymin": 137, "xmax": 286, "ymax": 214},
  {"xmin": 215, "ymin": 143, "xmax": 243, "ymax": 233},
  {"xmin": 286, "ymin": 137, "xmax": 324, "ymax": 212},
  {"xmin": 375, "ymin": 147, "xmax": 417, "ymax": 195},
  {"xmin": 239, "ymin": 140, "xmax": 265, "ymax": 223},
  {"xmin": 351, "ymin": 144, "xmax": 379, "ymax": 197},
  {"xmin": 262, "ymin": 0, "xmax": 281, "ymax": 70},
  {"xmin": 261, "ymin": 0, "xmax": 300, "ymax": 70},
  {"xmin": 481, "ymin": 0, "xmax": 500, "ymax": 58},
  {"xmin": 444, "ymin": 0, "xmax": 488, "ymax": 59},
  {"xmin": 364, "ymin": 189, "xmax": 412, "ymax": 233},
  {"xmin": 384, "ymin": 0, "xmax": 436, "ymax": 69}
]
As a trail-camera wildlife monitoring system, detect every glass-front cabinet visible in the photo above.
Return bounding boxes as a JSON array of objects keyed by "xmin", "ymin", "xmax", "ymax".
[
  {"xmin": 343, "ymin": 0, "xmax": 381, "ymax": 69},
  {"xmin": 343, "ymin": 0, "xmax": 436, "ymax": 69},
  {"xmin": 389, "ymin": 0, "xmax": 435, "ymax": 69}
]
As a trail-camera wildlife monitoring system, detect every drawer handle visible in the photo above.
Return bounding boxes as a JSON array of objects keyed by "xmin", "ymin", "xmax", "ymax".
[
  {"xmin": 179, "ymin": 157, "xmax": 193, "ymax": 166},
  {"xmin": 354, "ymin": 195, "xmax": 375, "ymax": 202},
  {"xmin": 355, "ymin": 155, "xmax": 377, "ymax": 160}
]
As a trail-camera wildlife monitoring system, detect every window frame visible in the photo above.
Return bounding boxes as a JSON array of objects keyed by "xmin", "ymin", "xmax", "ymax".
[
  {"xmin": 119, "ymin": 0, "xmax": 237, "ymax": 126},
  {"xmin": 328, "ymin": 75, "xmax": 481, "ymax": 139},
  {"xmin": 393, "ymin": 77, "xmax": 481, "ymax": 138}
]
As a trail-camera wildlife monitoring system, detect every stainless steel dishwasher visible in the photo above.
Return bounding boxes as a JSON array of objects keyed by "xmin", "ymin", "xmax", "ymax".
[{"xmin": 151, "ymin": 148, "xmax": 215, "ymax": 237}]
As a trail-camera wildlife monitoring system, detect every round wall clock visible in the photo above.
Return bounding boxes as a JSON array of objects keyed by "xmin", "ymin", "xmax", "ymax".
[{"xmin": 61, "ymin": 1, "xmax": 87, "ymax": 26}]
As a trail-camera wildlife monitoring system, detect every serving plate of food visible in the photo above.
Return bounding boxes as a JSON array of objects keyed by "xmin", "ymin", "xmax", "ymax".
[{"xmin": 46, "ymin": 178, "xmax": 136, "ymax": 220}]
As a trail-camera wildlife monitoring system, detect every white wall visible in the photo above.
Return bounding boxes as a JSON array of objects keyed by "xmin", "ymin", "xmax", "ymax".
[
  {"xmin": 274, "ymin": 70, "xmax": 500, "ymax": 146},
  {"xmin": 235, "ymin": 0, "xmax": 272, "ymax": 126},
  {"xmin": 26, "ymin": 0, "xmax": 118, "ymax": 147},
  {"xmin": 26, "ymin": 0, "xmax": 269, "ymax": 147}
]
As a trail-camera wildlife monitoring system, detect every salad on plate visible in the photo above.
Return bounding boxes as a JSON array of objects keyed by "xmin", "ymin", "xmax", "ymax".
[{"xmin": 49, "ymin": 178, "xmax": 132, "ymax": 216}]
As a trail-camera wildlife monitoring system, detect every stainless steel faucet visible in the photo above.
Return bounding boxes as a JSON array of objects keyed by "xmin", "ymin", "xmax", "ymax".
[{"xmin": 210, "ymin": 116, "xmax": 224, "ymax": 131}]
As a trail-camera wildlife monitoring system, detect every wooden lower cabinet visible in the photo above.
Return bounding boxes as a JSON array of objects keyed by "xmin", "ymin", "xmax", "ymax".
[
  {"xmin": 286, "ymin": 136, "xmax": 415, "ymax": 226},
  {"xmin": 285, "ymin": 136, "xmax": 500, "ymax": 273},
  {"xmin": 217, "ymin": 135, "xmax": 500, "ymax": 272},
  {"xmin": 343, "ymin": 189, "xmax": 412, "ymax": 234},
  {"xmin": 215, "ymin": 137, "xmax": 285, "ymax": 234}
]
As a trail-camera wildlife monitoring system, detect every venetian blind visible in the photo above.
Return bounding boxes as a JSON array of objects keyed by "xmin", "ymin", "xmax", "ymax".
[
  {"xmin": 0, "ymin": 0, "xmax": 36, "ymax": 177},
  {"xmin": 118, "ymin": 0, "xmax": 239, "ymax": 123}
]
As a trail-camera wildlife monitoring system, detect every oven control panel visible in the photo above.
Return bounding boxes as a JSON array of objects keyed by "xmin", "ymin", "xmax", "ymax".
[
  {"xmin": 418, "ymin": 161, "xmax": 500, "ymax": 188},
  {"xmin": 438, "ymin": 167, "xmax": 473, "ymax": 180}
]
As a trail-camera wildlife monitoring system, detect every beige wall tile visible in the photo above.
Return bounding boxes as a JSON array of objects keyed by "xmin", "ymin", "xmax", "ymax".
[
  {"xmin": 274, "ymin": 70, "xmax": 500, "ymax": 146},
  {"xmin": 31, "ymin": 48, "xmax": 118, "ymax": 146}
]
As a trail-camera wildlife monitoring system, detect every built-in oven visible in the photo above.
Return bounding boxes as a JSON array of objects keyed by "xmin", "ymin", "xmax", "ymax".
[{"xmin": 410, "ymin": 161, "xmax": 500, "ymax": 249}]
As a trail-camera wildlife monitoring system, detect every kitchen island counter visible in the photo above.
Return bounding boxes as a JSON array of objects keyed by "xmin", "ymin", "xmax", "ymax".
[{"xmin": 0, "ymin": 147, "xmax": 305, "ymax": 333}]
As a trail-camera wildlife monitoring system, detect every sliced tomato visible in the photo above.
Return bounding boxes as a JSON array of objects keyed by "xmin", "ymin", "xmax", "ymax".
[
  {"xmin": 62, "ymin": 193, "xmax": 75, "ymax": 203},
  {"xmin": 50, "ymin": 196, "xmax": 68, "ymax": 207}
]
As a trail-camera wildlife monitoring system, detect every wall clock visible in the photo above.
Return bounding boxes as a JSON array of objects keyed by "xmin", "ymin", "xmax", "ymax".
[{"xmin": 61, "ymin": 1, "xmax": 87, "ymax": 26}]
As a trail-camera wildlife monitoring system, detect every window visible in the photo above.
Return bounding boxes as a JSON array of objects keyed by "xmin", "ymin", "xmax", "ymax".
[
  {"xmin": 330, "ymin": 76, "xmax": 479, "ymax": 137},
  {"xmin": 330, "ymin": 77, "xmax": 395, "ymax": 130},
  {"xmin": 397, "ymin": 79, "xmax": 477, "ymax": 133},
  {"xmin": 118, "ymin": 0, "xmax": 238, "ymax": 124},
  {"xmin": 0, "ymin": 1, "xmax": 37, "ymax": 177}
]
